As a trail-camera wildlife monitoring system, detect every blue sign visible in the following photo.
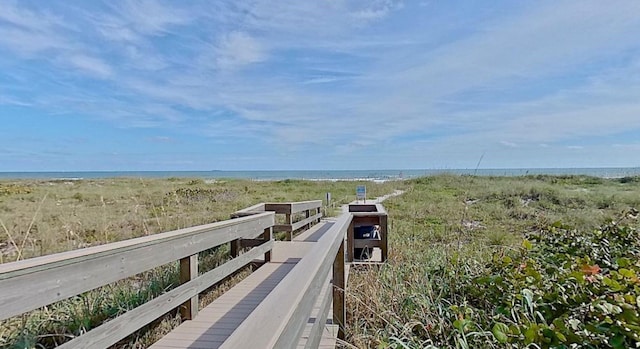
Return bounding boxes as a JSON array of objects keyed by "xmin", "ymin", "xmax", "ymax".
[{"xmin": 356, "ymin": 185, "xmax": 366, "ymax": 200}]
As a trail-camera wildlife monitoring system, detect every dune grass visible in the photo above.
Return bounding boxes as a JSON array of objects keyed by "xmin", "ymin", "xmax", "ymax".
[{"xmin": 345, "ymin": 175, "xmax": 640, "ymax": 348}]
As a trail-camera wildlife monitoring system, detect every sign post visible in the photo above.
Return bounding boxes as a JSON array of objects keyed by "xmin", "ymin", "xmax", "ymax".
[{"xmin": 356, "ymin": 185, "xmax": 366, "ymax": 203}]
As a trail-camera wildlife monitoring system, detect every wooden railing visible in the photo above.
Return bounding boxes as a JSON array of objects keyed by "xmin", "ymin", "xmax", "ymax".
[
  {"xmin": 1, "ymin": 200, "xmax": 388, "ymax": 348},
  {"xmin": 220, "ymin": 212, "xmax": 353, "ymax": 348},
  {"xmin": 0, "ymin": 212, "xmax": 275, "ymax": 349},
  {"xmin": 231, "ymin": 200, "xmax": 322, "ymax": 240}
]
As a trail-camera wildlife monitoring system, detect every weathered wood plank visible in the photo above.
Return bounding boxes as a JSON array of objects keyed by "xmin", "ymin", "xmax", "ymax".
[
  {"xmin": 264, "ymin": 203, "xmax": 293, "ymax": 214},
  {"xmin": 290, "ymin": 213, "xmax": 322, "ymax": 232},
  {"xmin": 347, "ymin": 219, "xmax": 355, "ymax": 262},
  {"xmin": 263, "ymin": 227, "xmax": 272, "ymax": 262},
  {"xmin": 353, "ymin": 215, "xmax": 382, "ymax": 227},
  {"xmin": 347, "ymin": 204, "xmax": 378, "ymax": 213},
  {"xmin": 57, "ymin": 241, "xmax": 273, "ymax": 349},
  {"xmin": 293, "ymin": 221, "xmax": 332, "ymax": 242},
  {"xmin": 0, "ymin": 212, "xmax": 274, "ymax": 321},
  {"xmin": 275, "ymin": 212, "xmax": 322, "ymax": 233},
  {"xmin": 265, "ymin": 200, "xmax": 321, "ymax": 215},
  {"xmin": 380, "ymin": 214, "xmax": 389, "ymax": 262},
  {"xmin": 230, "ymin": 203, "xmax": 266, "ymax": 218},
  {"xmin": 179, "ymin": 254, "xmax": 198, "ymax": 320},
  {"xmin": 353, "ymin": 239, "xmax": 383, "ymax": 249},
  {"xmin": 271, "ymin": 241, "xmax": 315, "ymax": 263},
  {"xmin": 150, "ymin": 261, "xmax": 295, "ymax": 349},
  {"xmin": 219, "ymin": 212, "xmax": 351, "ymax": 349},
  {"xmin": 351, "ymin": 211, "xmax": 386, "ymax": 217},
  {"xmin": 304, "ymin": 273, "xmax": 333, "ymax": 349},
  {"xmin": 238, "ymin": 238, "xmax": 269, "ymax": 249},
  {"xmin": 333, "ymin": 238, "xmax": 346, "ymax": 340},
  {"xmin": 289, "ymin": 200, "xmax": 322, "ymax": 214}
]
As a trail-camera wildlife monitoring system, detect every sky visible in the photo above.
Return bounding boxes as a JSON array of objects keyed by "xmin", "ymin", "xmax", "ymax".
[{"xmin": 1, "ymin": 0, "xmax": 640, "ymax": 171}]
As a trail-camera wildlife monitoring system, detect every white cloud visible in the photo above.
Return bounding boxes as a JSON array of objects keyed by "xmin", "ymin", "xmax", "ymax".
[
  {"xmin": 351, "ymin": 0, "xmax": 403, "ymax": 22},
  {"xmin": 500, "ymin": 141, "xmax": 518, "ymax": 148},
  {"xmin": 0, "ymin": 94, "xmax": 31, "ymax": 106},
  {"xmin": 107, "ymin": 0, "xmax": 192, "ymax": 37},
  {"xmin": 0, "ymin": 0, "xmax": 70, "ymax": 32},
  {"xmin": 0, "ymin": 26, "xmax": 70, "ymax": 55},
  {"xmin": 214, "ymin": 32, "xmax": 266, "ymax": 71},
  {"xmin": 67, "ymin": 55, "xmax": 113, "ymax": 78}
]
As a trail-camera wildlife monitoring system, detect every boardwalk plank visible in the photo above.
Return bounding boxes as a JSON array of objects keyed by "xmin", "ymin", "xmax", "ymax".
[{"xmin": 149, "ymin": 262, "xmax": 297, "ymax": 349}]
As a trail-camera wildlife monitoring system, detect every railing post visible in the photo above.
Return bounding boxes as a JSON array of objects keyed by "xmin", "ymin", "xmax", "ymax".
[
  {"xmin": 347, "ymin": 219, "xmax": 355, "ymax": 262},
  {"xmin": 285, "ymin": 213, "xmax": 293, "ymax": 240},
  {"xmin": 230, "ymin": 239, "xmax": 241, "ymax": 257},
  {"xmin": 317, "ymin": 207, "xmax": 322, "ymax": 223},
  {"xmin": 305, "ymin": 209, "xmax": 311, "ymax": 230},
  {"xmin": 179, "ymin": 254, "xmax": 198, "ymax": 320},
  {"xmin": 380, "ymin": 215, "xmax": 388, "ymax": 262},
  {"xmin": 333, "ymin": 239, "xmax": 346, "ymax": 340},
  {"xmin": 263, "ymin": 227, "xmax": 272, "ymax": 262}
]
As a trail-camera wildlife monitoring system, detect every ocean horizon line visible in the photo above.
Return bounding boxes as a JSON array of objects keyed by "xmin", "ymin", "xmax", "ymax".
[{"xmin": 1, "ymin": 167, "xmax": 639, "ymax": 180}]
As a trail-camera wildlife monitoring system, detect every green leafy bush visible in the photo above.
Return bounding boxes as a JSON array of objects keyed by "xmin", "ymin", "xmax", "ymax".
[{"xmin": 472, "ymin": 213, "xmax": 640, "ymax": 348}]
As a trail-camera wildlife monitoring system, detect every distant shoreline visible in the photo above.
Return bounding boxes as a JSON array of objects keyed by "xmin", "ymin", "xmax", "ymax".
[{"xmin": 1, "ymin": 168, "xmax": 639, "ymax": 181}]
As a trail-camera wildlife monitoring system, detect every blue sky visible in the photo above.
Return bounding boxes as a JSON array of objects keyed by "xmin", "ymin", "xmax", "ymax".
[{"xmin": 1, "ymin": 1, "xmax": 640, "ymax": 171}]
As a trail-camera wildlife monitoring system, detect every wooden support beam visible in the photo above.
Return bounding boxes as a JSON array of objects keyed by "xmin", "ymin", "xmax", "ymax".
[
  {"xmin": 238, "ymin": 239, "xmax": 265, "ymax": 249},
  {"xmin": 285, "ymin": 213, "xmax": 292, "ymax": 241},
  {"xmin": 179, "ymin": 254, "xmax": 198, "ymax": 320},
  {"xmin": 380, "ymin": 214, "xmax": 388, "ymax": 262},
  {"xmin": 333, "ymin": 239, "xmax": 346, "ymax": 340},
  {"xmin": 263, "ymin": 227, "xmax": 272, "ymax": 262},
  {"xmin": 230, "ymin": 239, "xmax": 241, "ymax": 257},
  {"xmin": 347, "ymin": 219, "xmax": 355, "ymax": 263},
  {"xmin": 353, "ymin": 239, "xmax": 383, "ymax": 249}
]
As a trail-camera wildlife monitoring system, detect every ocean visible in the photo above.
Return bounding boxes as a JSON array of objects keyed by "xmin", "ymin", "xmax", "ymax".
[{"xmin": 0, "ymin": 168, "xmax": 639, "ymax": 181}]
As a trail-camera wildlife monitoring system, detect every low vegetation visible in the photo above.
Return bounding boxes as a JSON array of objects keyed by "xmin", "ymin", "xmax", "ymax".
[
  {"xmin": 346, "ymin": 175, "xmax": 640, "ymax": 348},
  {"xmin": 2, "ymin": 174, "xmax": 640, "ymax": 348}
]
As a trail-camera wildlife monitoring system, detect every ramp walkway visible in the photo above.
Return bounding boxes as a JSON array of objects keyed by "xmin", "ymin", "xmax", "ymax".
[{"xmin": 150, "ymin": 221, "xmax": 339, "ymax": 349}]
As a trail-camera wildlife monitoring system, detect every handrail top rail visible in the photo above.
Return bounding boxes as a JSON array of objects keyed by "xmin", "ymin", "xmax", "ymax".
[
  {"xmin": 0, "ymin": 211, "xmax": 275, "ymax": 275},
  {"xmin": 265, "ymin": 200, "xmax": 322, "ymax": 215},
  {"xmin": 232, "ymin": 200, "xmax": 322, "ymax": 217},
  {"xmin": 351, "ymin": 211, "xmax": 387, "ymax": 217},
  {"xmin": 264, "ymin": 199, "xmax": 322, "ymax": 205}
]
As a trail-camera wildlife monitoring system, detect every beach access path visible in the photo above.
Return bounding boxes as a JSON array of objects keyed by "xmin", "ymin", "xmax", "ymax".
[{"xmin": 342, "ymin": 189, "xmax": 404, "ymax": 213}]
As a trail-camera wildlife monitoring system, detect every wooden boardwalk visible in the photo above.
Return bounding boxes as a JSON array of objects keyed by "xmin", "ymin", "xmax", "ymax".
[
  {"xmin": 0, "ymin": 198, "xmax": 391, "ymax": 349},
  {"xmin": 150, "ymin": 221, "xmax": 340, "ymax": 349}
]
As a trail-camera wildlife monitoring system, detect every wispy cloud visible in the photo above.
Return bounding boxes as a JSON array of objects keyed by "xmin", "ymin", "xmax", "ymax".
[
  {"xmin": 500, "ymin": 141, "xmax": 518, "ymax": 148},
  {"xmin": 1, "ymin": 0, "xmax": 640, "ymax": 170},
  {"xmin": 67, "ymin": 55, "xmax": 113, "ymax": 78},
  {"xmin": 214, "ymin": 32, "xmax": 266, "ymax": 71}
]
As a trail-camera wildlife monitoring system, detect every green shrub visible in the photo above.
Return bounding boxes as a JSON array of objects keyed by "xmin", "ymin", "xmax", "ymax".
[{"xmin": 471, "ymin": 215, "xmax": 640, "ymax": 348}]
